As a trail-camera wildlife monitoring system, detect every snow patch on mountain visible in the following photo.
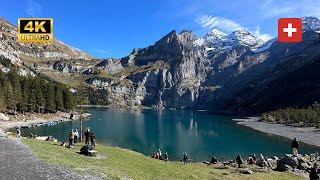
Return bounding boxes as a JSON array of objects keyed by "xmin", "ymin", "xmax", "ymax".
[
  {"xmin": 198, "ymin": 29, "xmax": 265, "ymax": 50},
  {"xmin": 302, "ymin": 16, "xmax": 320, "ymax": 32},
  {"xmin": 253, "ymin": 39, "xmax": 276, "ymax": 53},
  {"xmin": 193, "ymin": 38, "xmax": 205, "ymax": 46}
]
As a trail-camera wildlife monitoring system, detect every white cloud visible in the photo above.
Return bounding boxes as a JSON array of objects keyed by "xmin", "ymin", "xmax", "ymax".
[
  {"xmin": 260, "ymin": 0, "xmax": 320, "ymax": 19},
  {"xmin": 253, "ymin": 26, "xmax": 272, "ymax": 41},
  {"xmin": 260, "ymin": 0, "xmax": 295, "ymax": 18},
  {"xmin": 93, "ymin": 49, "xmax": 110, "ymax": 54},
  {"xmin": 26, "ymin": 0, "xmax": 42, "ymax": 17},
  {"xmin": 196, "ymin": 15, "xmax": 244, "ymax": 33}
]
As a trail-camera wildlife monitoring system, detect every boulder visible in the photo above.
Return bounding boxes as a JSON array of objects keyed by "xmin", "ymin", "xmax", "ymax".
[
  {"xmin": 277, "ymin": 164, "xmax": 293, "ymax": 172},
  {"xmin": 297, "ymin": 157, "xmax": 311, "ymax": 170},
  {"xmin": 298, "ymin": 162, "xmax": 310, "ymax": 170},
  {"xmin": 276, "ymin": 155, "xmax": 311, "ymax": 171},
  {"xmin": 239, "ymin": 168, "xmax": 253, "ymax": 174},
  {"xmin": 0, "ymin": 113, "xmax": 9, "ymax": 121}
]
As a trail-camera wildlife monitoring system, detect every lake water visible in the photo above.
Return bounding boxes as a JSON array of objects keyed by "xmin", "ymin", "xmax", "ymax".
[{"xmin": 21, "ymin": 108, "xmax": 319, "ymax": 161}]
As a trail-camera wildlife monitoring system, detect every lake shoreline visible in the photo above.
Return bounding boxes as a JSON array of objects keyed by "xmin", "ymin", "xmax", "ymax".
[
  {"xmin": 0, "ymin": 111, "xmax": 90, "ymax": 132},
  {"xmin": 233, "ymin": 117, "xmax": 320, "ymax": 148}
]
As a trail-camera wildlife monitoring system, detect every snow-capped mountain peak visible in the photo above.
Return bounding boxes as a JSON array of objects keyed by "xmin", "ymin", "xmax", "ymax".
[
  {"xmin": 204, "ymin": 29, "xmax": 227, "ymax": 39},
  {"xmin": 302, "ymin": 16, "xmax": 320, "ymax": 32},
  {"xmin": 198, "ymin": 28, "xmax": 264, "ymax": 51},
  {"xmin": 226, "ymin": 29, "xmax": 264, "ymax": 49}
]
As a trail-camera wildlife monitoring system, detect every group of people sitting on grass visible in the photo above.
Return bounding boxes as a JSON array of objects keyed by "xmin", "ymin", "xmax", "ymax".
[
  {"xmin": 235, "ymin": 153, "xmax": 270, "ymax": 168},
  {"xmin": 151, "ymin": 150, "xmax": 189, "ymax": 164},
  {"xmin": 151, "ymin": 149, "xmax": 169, "ymax": 161}
]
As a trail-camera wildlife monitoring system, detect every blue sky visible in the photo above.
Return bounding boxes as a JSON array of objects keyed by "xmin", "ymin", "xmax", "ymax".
[{"xmin": 1, "ymin": 0, "xmax": 320, "ymax": 58}]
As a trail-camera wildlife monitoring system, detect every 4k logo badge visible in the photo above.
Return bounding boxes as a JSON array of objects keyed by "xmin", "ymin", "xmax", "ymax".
[
  {"xmin": 278, "ymin": 18, "xmax": 302, "ymax": 42},
  {"xmin": 18, "ymin": 18, "xmax": 53, "ymax": 43}
]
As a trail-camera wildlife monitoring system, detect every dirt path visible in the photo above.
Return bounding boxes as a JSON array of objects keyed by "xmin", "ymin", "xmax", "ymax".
[{"xmin": 0, "ymin": 130, "xmax": 101, "ymax": 180}]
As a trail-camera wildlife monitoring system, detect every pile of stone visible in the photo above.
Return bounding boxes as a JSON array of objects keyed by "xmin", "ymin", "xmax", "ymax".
[{"xmin": 276, "ymin": 154, "xmax": 312, "ymax": 172}]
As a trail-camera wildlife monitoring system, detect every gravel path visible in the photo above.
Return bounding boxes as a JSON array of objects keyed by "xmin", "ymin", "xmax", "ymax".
[
  {"xmin": 233, "ymin": 117, "xmax": 320, "ymax": 147},
  {"xmin": 0, "ymin": 130, "xmax": 101, "ymax": 180}
]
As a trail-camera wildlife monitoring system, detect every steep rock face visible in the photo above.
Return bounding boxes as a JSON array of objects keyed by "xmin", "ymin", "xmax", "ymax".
[
  {"xmin": 85, "ymin": 77, "xmax": 147, "ymax": 107},
  {"xmin": 96, "ymin": 58, "xmax": 123, "ymax": 74},
  {"xmin": 0, "ymin": 16, "xmax": 94, "ymax": 66},
  {"xmin": 53, "ymin": 60, "xmax": 78, "ymax": 73},
  {"xmin": 86, "ymin": 17, "xmax": 320, "ymax": 111},
  {"xmin": 84, "ymin": 30, "xmax": 208, "ymax": 108},
  {"xmin": 2, "ymin": 16, "xmax": 320, "ymax": 113}
]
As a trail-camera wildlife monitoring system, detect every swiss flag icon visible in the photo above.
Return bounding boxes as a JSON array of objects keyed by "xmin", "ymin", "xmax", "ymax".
[{"xmin": 278, "ymin": 18, "xmax": 302, "ymax": 42}]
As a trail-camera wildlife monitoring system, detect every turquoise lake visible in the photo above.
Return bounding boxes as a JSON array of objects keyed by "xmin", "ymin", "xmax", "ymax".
[{"xmin": 21, "ymin": 108, "xmax": 319, "ymax": 161}]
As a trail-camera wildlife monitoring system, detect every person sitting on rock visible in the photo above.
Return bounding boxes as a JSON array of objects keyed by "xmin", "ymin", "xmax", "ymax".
[
  {"xmin": 252, "ymin": 153, "xmax": 257, "ymax": 162},
  {"xmin": 236, "ymin": 154, "xmax": 243, "ymax": 168},
  {"xmin": 256, "ymin": 154, "xmax": 268, "ymax": 167},
  {"xmin": 209, "ymin": 156, "xmax": 219, "ymax": 165},
  {"xmin": 248, "ymin": 157, "xmax": 255, "ymax": 164},
  {"xmin": 309, "ymin": 163, "xmax": 319, "ymax": 180},
  {"xmin": 291, "ymin": 137, "xmax": 299, "ymax": 157}
]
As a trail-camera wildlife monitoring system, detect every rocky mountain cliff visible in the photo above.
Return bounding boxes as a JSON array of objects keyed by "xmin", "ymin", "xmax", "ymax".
[
  {"xmin": 1, "ymin": 16, "xmax": 320, "ymax": 115},
  {"xmin": 86, "ymin": 16, "xmax": 320, "ymax": 113}
]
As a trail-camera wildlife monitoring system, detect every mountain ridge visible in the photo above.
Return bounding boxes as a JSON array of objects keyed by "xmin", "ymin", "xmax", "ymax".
[{"xmin": 1, "ymin": 16, "xmax": 320, "ymax": 115}]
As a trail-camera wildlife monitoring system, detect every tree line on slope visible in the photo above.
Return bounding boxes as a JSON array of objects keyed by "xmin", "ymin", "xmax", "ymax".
[
  {"xmin": 0, "ymin": 62, "xmax": 75, "ymax": 114},
  {"xmin": 260, "ymin": 102, "xmax": 320, "ymax": 127}
]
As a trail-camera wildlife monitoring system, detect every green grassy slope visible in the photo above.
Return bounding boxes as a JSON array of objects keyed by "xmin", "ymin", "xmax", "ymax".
[{"xmin": 22, "ymin": 139, "xmax": 304, "ymax": 180}]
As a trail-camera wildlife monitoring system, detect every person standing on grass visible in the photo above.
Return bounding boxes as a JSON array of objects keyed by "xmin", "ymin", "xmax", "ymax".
[
  {"xmin": 291, "ymin": 137, "xmax": 299, "ymax": 156},
  {"xmin": 236, "ymin": 154, "xmax": 243, "ymax": 168},
  {"xmin": 164, "ymin": 152, "xmax": 169, "ymax": 161},
  {"xmin": 85, "ymin": 128, "xmax": 90, "ymax": 144},
  {"xmin": 158, "ymin": 149, "xmax": 162, "ymax": 159},
  {"xmin": 183, "ymin": 152, "xmax": 188, "ymax": 164},
  {"xmin": 90, "ymin": 132, "xmax": 96, "ymax": 147},
  {"xmin": 74, "ymin": 129, "xmax": 78, "ymax": 144},
  {"xmin": 68, "ymin": 129, "xmax": 74, "ymax": 147}
]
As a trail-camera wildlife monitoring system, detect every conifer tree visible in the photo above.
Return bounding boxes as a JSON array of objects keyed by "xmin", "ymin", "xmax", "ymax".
[
  {"xmin": 46, "ymin": 82, "xmax": 56, "ymax": 112},
  {"xmin": 55, "ymin": 85, "xmax": 64, "ymax": 111}
]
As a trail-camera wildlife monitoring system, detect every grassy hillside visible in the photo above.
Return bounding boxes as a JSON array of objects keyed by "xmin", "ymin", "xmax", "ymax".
[{"xmin": 23, "ymin": 139, "xmax": 304, "ymax": 180}]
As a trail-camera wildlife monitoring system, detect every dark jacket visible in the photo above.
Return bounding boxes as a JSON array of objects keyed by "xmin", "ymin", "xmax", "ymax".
[
  {"xmin": 291, "ymin": 140, "xmax": 299, "ymax": 148},
  {"xmin": 236, "ymin": 156, "xmax": 243, "ymax": 164},
  {"xmin": 90, "ymin": 133, "xmax": 95, "ymax": 141},
  {"xmin": 84, "ymin": 131, "xmax": 89, "ymax": 139},
  {"xmin": 309, "ymin": 167, "xmax": 319, "ymax": 180}
]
